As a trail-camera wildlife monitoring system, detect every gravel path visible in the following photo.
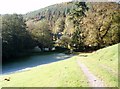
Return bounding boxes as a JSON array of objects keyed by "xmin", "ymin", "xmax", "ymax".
[{"xmin": 77, "ymin": 59, "xmax": 105, "ymax": 87}]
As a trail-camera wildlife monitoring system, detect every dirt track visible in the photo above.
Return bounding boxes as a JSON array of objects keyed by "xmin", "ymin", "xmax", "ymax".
[{"xmin": 77, "ymin": 59, "xmax": 105, "ymax": 87}]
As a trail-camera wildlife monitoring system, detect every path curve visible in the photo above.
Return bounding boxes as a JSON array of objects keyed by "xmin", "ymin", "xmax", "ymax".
[{"xmin": 77, "ymin": 59, "xmax": 105, "ymax": 87}]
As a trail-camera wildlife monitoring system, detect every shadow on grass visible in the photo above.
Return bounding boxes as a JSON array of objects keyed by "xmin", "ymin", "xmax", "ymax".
[{"xmin": 2, "ymin": 52, "xmax": 73, "ymax": 74}]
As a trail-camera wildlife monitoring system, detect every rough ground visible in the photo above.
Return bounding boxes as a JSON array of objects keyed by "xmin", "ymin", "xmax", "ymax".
[{"xmin": 77, "ymin": 59, "xmax": 105, "ymax": 87}]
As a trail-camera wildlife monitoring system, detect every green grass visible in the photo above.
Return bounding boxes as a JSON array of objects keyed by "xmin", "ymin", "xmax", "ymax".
[
  {"xmin": 1, "ymin": 43, "xmax": 119, "ymax": 88},
  {"xmin": 78, "ymin": 43, "xmax": 119, "ymax": 87},
  {"xmin": 1, "ymin": 56, "xmax": 89, "ymax": 87}
]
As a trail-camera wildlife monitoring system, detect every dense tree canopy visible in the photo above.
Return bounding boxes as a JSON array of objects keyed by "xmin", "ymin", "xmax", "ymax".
[
  {"xmin": 81, "ymin": 2, "xmax": 120, "ymax": 48},
  {"xmin": 25, "ymin": 2, "xmax": 120, "ymax": 51},
  {"xmin": 2, "ymin": 14, "xmax": 34, "ymax": 60},
  {"xmin": 30, "ymin": 19, "xmax": 53, "ymax": 50},
  {"xmin": 2, "ymin": 2, "xmax": 120, "ymax": 60}
]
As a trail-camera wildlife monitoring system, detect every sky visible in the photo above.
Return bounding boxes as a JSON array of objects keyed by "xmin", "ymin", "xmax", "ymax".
[
  {"xmin": 0, "ymin": 0, "xmax": 72, "ymax": 14},
  {"xmin": 0, "ymin": 0, "xmax": 119, "ymax": 14}
]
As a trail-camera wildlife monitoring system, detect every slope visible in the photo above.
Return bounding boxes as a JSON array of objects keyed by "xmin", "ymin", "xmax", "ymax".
[{"xmin": 78, "ymin": 43, "xmax": 119, "ymax": 87}]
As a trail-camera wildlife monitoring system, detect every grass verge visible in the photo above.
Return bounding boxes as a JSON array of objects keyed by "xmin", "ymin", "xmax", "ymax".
[
  {"xmin": 1, "ymin": 56, "xmax": 89, "ymax": 87},
  {"xmin": 77, "ymin": 43, "xmax": 119, "ymax": 87}
]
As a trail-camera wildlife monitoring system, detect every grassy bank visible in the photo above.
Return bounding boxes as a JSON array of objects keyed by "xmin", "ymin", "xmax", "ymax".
[
  {"xmin": 1, "ymin": 56, "xmax": 89, "ymax": 87},
  {"xmin": 77, "ymin": 43, "xmax": 119, "ymax": 87},
  {"xmin": 1, "ymin": 43, "xmax": 119, "ymax": 88}
]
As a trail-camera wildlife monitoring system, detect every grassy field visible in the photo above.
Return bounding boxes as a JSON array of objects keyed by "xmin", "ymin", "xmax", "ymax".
[
  {"xmin": 1, "ymin": 56, "xmax": 89, "ymax": 87},
  {"xmin": 78, "ymin": 43, "xmax": 119, "ymax": 87},
  {"xmin": 1, "ymin": 43, "xmax": 119, "ymax": 88}
]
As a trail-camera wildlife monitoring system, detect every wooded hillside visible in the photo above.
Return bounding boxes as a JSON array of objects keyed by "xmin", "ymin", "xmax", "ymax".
[
  {"xmin": 2, "ymin": 2, "xmax": 120, "ymax": 60},
  {"xmin": 25, "ymin": 2, "xmax": 120, "ymax": 51}
]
